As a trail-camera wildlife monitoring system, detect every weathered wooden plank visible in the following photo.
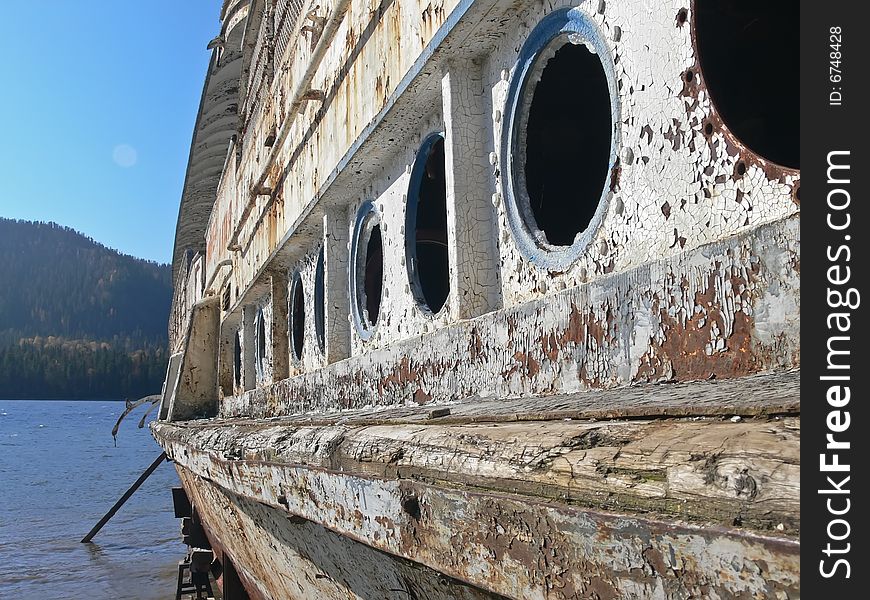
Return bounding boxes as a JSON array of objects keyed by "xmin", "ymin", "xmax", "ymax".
[
  {"xmin": 180, "ymin": 469, "xmax": 507, "ymax": 600},
  {"xmin": 155, "ymin": 411, "xmax": 799, "ymax": 535},
  {"xmin": 166, "ymin": 449, "xmax": 799, "ymax": 600},
  {"xmin": 81, "ymin": 453, "xmax": 167, "ymax": 543},
  {"xmin": 192, "ymin": 369, "xmax": 799, "ymax": 430}
]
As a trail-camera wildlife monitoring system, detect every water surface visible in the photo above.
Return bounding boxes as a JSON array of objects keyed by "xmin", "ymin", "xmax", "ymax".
[{"xmin": 0, "ymin": 400, "xmax": 183, "ymax": 599}]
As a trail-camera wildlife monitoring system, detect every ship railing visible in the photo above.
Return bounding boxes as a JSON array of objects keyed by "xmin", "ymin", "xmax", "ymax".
[
  {"xmin": 274, "ymin": 0, "xmax": 309, "ymax": 71},
  {"xmin": 239, "ymin": 0, "xmax": 311, "ymax": 153},
  {"xmin": 206, "ymin": 141, "xmax": 239, "ymax": 290},
  {"xmin": 168, "ymin": 251, "xmax": 206, "ymax": 353},
  {"xmin": 227, "ymin": 0, "xmax": 351, "ymax": 253},
  {"xmin": 239, "ymin": 6, "xmax": 273, "ymax": 140}
]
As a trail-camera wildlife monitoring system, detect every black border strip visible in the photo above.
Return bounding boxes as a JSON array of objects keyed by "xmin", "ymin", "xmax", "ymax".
[{"xmin": 802, "ymin": 1, "xmax": 869, "ymax": 594}]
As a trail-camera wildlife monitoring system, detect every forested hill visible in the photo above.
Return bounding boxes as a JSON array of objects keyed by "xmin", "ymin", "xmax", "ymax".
[
  {"xmin": 0, "ymin": 218, "xmax": 172, "ymax": 399},
  {"xmin": 0, "ymin": 219, "xmax": 171, "ymax": 345}
]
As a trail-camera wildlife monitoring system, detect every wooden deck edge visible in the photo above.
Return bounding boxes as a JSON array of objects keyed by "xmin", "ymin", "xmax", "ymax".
[
  {"xmin": 161, "ymin": 440, "xmax": 799, "ymax": 600},
  {"xmin": 152, "ymin": 372, "xmax": 800, "ymax": 597},
  {"xmin": 153, "ymin": 412, "xmax": 799, "ymax": 536},
  {"xmin": 203, "ymin": 369, "xmax": 800, "ymax": 429}
]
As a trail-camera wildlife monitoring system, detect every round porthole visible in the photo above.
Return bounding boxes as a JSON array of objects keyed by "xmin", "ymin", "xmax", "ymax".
[
  {"xmin": 233, "ymin": 331, "xmax": 242, "ymax": 388},
  {"xmin": 405, "ymin": 133, "xmax": 450, "ymax": 314},
  {"xmin": 692, "ymin": 1, "xmax": 798, "ymax": 169},
  {"xmin": 290, "ymin": 271, "xmax": 305, "ymax": 361},
  {"xmin": 501, "ymin": 8, "xmax": 619, "ymax": 270},
  {"xmin": 314, "ymin": 247, "xmax": 326, "ymax": 353},
  {"xmin": 350, "ymin": 201, "xmax": 384, "ymax": 340}
]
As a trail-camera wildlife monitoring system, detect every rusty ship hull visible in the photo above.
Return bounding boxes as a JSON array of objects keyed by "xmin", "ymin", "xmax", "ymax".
[{"xmin": 153, "ymin": 0, "xmax": 800, "ymax": 598}]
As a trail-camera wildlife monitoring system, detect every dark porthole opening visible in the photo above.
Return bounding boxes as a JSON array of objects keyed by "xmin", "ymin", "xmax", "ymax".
[
  {"xmin": 351, "ymin": 203, "xmax": 385, "ymax": 338},
  {"xmin": 255, "ymin": 310, "xmax": 267, "ymax": 379},
  {"xmin": 233, "ymin": 332, "xmax": 242, "ymax": 388},
  {"xmin": 314, "ymin": 249, "xmax": 326, "ymax": 353},
  {"xmin": 521, "ymin": 40, "xmax": 612, "ymax": 247},
  {"xmin": 694, "ymin": 0, "xmax": 799, "ymax": 168},
  {"xmin": 407, "ymin": 134, "xmax": 450, "ymax": 314},
  {"xmin": 363, "ymin": 225, "xmax": 384, "ymax": 325},
  {"xmin": 290, "ymin": 273, "xmax": 305, "ymax": 361}
]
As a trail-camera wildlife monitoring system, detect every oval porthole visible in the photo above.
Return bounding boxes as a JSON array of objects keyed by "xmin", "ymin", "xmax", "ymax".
[
  {"xmin": 693, "ymin": 1, "xmax": 798, "ymax": 169},
  {"xmin": 255, "ymin": 309, "xmax": 267, "ymax": 380},
  {"xmin": 314, "ymin": 248, "xmax": 326, "ymax": 353},
  {"xmin": 233, "ymin": 331, "xmax": 242, "ymax": 388},
  {"xmin": 501, "ymin": 8, "xmax": 619, "ymax": 269},
  {"xmin": 406, "ymin": 133, "xmax": 450, "ymax": 314},
  {"xmin": 290, "ymin": 271, "xmax": 305, "ymax": 361},
  {"xmin": 350, "ymin": 201, "xmax": 384, "ymax": 339}
]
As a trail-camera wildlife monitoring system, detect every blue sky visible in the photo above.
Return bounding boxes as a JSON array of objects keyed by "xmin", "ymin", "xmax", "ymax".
[{"xmin": 0, "ymin": 1, "xmax": 219, "ymax": 264}]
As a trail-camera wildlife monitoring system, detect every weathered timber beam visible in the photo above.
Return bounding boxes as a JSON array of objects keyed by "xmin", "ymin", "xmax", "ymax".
[
  {"xmin": 181, "ymin": 471, "xmax": 506, "ymax": 600},
  {"xmin": 165, "ymin": 446, "xmax": 798, "ymax": 600},
  {"xmin": 81, "ymin": 453, "xmax": 167, "ymax": 543},
  {"xmin": 177, "ymin": 369, "xmax": 799, "ymax": 428},
  {"xmin": 154, "ymin": 412, "xmax": 799, "ymax": 536}
]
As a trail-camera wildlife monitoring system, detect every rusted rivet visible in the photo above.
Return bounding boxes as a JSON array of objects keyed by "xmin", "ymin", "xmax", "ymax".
[
  {"xmin": 684, "ymin": 69, "xmax": 694, "ymax": 83},
  {"xmin": 401, "ymin": 496, "xmax": 421, "ymax": 520},
  {"xmin": 676, "ymin": 8, "xmax": 688, "ymax": 26},
  {"xmin": 793, "ymin": 183, "xmax": 801, "ymax": 203},
  {"xmin": 736, "ymin": 161, "xmax": 747, "ymax": 177},
  {"xmin": 703, "ymin": 122, "xmax": 714, "ymax": 137}
]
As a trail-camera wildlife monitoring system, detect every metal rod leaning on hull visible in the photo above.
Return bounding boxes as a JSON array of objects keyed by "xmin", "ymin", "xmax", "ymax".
[{"xmin": 80, "ymin": 452, "xmax": 168, "ymax": 543}]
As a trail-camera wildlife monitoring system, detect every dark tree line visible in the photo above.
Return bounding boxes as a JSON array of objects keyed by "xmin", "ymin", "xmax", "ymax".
[
  {"xmin": 0, "ymin": 218, "xmax": 172, "ymax": 399},
  {"xmin": 0, "ymin": 338, "xmax": 167, "ymax": 399}
]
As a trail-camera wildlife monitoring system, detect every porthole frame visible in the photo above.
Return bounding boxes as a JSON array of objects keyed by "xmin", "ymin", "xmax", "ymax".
[
  {"xmin": 289, "ymin": 270, "xmax": 306, "ymax": 363},
  {"xmin": 500, "ymin": 7, "xmax": 621, "ymax": 271},
  {"xmin": 349, "ymin": 200, "xmax": 384, "ymax": 341},
  {"xmin": 313, "ymin": 247, "xmax": 326, "ymax": 354},
  {"xmin": 233, "ymin": 330, "xmax": 242, "ymax": 389},
  {"xmin": 405, "ymin": 131, "xmax": 450, "ymax": 316},
  {"xmin": 689, "ymin": 1, "xmax": 800, "ymax": 171},
  {"xmin": 254, "ymin": 308, "xmax": 267, "ymax": 382}
]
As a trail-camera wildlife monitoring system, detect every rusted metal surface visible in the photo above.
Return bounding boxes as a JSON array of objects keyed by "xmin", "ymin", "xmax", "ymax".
[
  {"xmin": 171, "ymin": 0, "xmax": 802, "ymax": 388},
  {"xmin": 200, "ymin": 0, "xmax": 799, "ymax": 339},
  {"xmin": 683, "ymin": 1, "xmax": 800, "ymax": 190},
  {"xmin": 171, "ymin": 1, "xmax": 248, "ymax": 282},
  {"xmin": 160, "ymin": 418, "xmax": 799, "ymax": 599},
  {"xmin": 222, "ymin": 217, "xmax": 798, "ymax": 418}
]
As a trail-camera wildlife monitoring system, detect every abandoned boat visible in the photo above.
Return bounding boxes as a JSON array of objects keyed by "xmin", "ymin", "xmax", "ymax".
[{"xmin": 152, "ymin": 0, "xmax": 800, "ymax": 597}]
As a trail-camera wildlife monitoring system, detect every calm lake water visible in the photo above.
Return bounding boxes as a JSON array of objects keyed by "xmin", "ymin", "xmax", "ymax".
[{"xmin": 0, "ymin": 400, "xmax": 184, "ymax": 599}]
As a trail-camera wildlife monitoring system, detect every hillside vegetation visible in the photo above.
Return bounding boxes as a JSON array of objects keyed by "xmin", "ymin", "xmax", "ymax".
[{"xmin": 0, "ymin": 218, "xmax": 171, "ymax": 399}]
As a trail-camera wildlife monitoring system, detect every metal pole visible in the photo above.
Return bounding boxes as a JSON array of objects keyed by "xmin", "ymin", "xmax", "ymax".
[{"xmin": 81, "ymin": 451, "xmax": 167, "ymax": 543}]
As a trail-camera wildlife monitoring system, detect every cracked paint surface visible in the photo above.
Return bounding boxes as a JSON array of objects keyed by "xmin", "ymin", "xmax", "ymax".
[
  {"xmin": 179, "ymin": 469, "xmax": 504, "ymax": 600},
  {"xmin": 485, "ymin": 0, "xmax": 798, "ymax": 308},
  {"xmin": 181, "ymin": 0, "xmax": 799, "ymax": 394},
  {"xmin": 160, "ymin": 1, "xmax": 802, "ymax": 598},
  {"xmin": 223, "ymin": 217, "xmax": 798, "ymax": 417}
]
